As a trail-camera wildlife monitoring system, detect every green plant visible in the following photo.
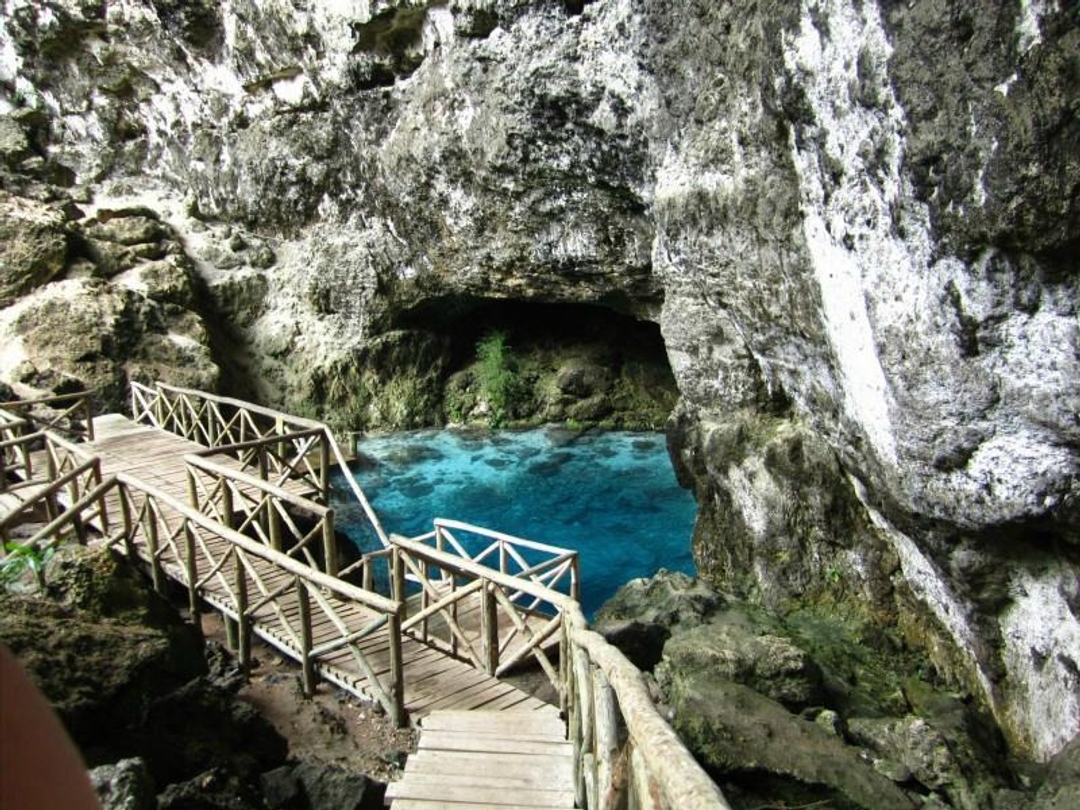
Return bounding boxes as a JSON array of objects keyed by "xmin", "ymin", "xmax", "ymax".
[
  {"xmin": 475, "ymin": 331, "xmax": 519, "ymax": 427},
  {"xmin": 1, "ymin": 541, "xmax": 55, "ymax": 590}
]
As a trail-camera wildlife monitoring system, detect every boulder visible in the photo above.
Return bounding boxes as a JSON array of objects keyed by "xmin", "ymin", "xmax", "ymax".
[
  {"xmin": 667, "ymin": 674, "xmax": 918, "ymax": 809},
  {"xmin": 293, "ymin": 760, "xmax": 375, "ymax": 810},
  {"xmin": 89, "ymin": 757, "xmax": 156, "ymax": 810},
  {"xmin": 1034, "ymin": 734, "xmax": 1080, "ymax": 809},
  {"xmin": 156, "ymin": 768, "xmax": 261, "ymax": 810},
  {"xmin": 0, "ymin": 277, "xmax": 218, "ymax": 410},
  {"xmin": 593, "ymin": 570, "xmax": 722, "ymax": 670},
  {"xmin": 847, "ymin": 716, "xmax": 972, "ymax": 805},
  {"xmin": 661, "ymin": 611, "xmax": 825, "ymax": 710},
  {"xmin": 0, "ymin": 115, "xmax": 32, "ymax": 166},
  {"xmin": 0, "ymin": 191, "xmax": 68, "ymax": 306}
]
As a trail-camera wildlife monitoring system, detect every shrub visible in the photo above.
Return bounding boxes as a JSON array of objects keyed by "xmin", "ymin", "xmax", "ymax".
[{"xmin": 475, "ymin": 331, "xmax": 519, "ymax": 426}]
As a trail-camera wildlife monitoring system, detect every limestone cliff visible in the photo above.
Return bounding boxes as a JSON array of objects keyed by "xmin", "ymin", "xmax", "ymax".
[{"xmin": 1, "ymin": 0, "xmax": 1077, "ymax": 764}]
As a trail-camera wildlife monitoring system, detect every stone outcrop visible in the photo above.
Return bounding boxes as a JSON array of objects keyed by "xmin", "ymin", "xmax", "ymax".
[
  {"xmin": 0, "ymin": 547, "xmax": 387, "ymax": 810},
  {"xmin": 1, "ymin": 0, "xmax": 1077, "ymax": 770},
  {"xmin": 603, "ymin": 572, "xmax": 1020, "ymax": 808}
]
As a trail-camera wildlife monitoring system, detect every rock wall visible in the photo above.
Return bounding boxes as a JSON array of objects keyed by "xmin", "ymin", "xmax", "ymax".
[{"xmin": 1, "ymin": 0, "xmax": 1077, "ymax": 762}]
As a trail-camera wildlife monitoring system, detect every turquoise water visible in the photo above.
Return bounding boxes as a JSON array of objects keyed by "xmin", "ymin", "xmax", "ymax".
[{"xmin": 330, "ymin": 428, "xmax": 697, "ymax": 618}]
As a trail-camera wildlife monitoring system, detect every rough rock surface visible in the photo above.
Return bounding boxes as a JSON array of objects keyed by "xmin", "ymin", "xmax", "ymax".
[
  {"xmin": 600, "ymin": 572, "xmax": 1018, "ymax": 807},
  {"xmin": 2, "ymin": 0, "xmax": 1078, "ymax": 765},
  {"xmin": 668, "ymin": 675, "xmax": 919, "ymax": 809},
  {"xmin": 593, "ymin": 569, "xmax": 722, "ymax": 669},
  {"xmin": 89, "ymin": 758, "xmax": 156, "ymax": 810},
  {"xmin": 0, "ymin": 548, "xmax": 288, "ymax": 803}
]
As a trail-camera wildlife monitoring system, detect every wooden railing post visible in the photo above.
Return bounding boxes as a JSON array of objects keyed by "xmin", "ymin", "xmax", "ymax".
[
  {"xmin": 296, "ymin": 577, "xmax": 317, "ymax": 696},
  {"xmin": 318, "ymin": 434, "xmax": 330, "ymax": 503},
  {"xmin": 119, "ymin": 484, "xmax": 136, "ymax": 559},
  {"xmin": 387, "ymin": 607, "xmax": 406, "ymax": 728},
  {"xmin": 322, "ymin": 510, "xmax": 338, "ymax": 577},
  {"xmin": 83, "ymin": 396, "xmax": 95, "ymax": 442},
  {"xmin": 235, "ymin": 551, "xmax": 250, "ymax": 675},
  {"xmin": 392, "ymin": 547, "xmax": 405, "ymax": 607},
  {"xmin": 154, "ymin": 385, "xmax": 165, "ymax": 428},
  {"xmin": 573, "ymin": 647, "xmax": 593, "ymax": 808},
  {"xmin": 480, "ymin": 581, "xmax": 499, "ymax": 675},
  {"xmin": 593, "ymin": 667, "xmax": 621, "ymax": 810},
  {"xmin": 267, "ymin": 499, "xmax": 282, "ymax": 552},
  {"xmin": 420, "ymin": 559, "xmax": 430, "ymax": 643},
  {"xmin": 184, "ymin": 521, "xmax": 202, "ymax": 637},
  {"xmin": 145, "ymin": 507, "xmax": 165, "ymax": 594}
]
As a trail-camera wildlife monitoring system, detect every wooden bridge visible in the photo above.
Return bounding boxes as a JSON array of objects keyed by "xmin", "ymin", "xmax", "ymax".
[{"xmin": 1, "ymin": 382, "xmax": 730, "ymax": 810}]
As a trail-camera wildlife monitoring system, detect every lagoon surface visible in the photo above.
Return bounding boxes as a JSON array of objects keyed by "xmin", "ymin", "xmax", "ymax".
[{"xmin": 330, "ymin": 428, "xmax": 697, "ymax": 618}]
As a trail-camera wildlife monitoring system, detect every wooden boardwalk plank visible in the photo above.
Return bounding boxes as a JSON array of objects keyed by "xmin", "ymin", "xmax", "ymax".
[
  {"xmin": 385, "ymin": 782, "xmax": 575, "ymax": 808},
  {"xmin": 390, "ymin": 801, "xmax": 569, "ymax": 810},
  {"xmin": 389, "ymin": 709, "xmax": 574, "ymax": 809}
]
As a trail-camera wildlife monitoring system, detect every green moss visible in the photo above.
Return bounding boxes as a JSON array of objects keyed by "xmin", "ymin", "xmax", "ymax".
[{"xmin": 783, "ymin": 601, "xmax": 922, "ymax": 718}]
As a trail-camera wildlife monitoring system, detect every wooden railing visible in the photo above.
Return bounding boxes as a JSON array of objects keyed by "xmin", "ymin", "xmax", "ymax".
[
  {"xmin": 431, "ymin": 519, "xmax": 579, "ymax": 604},
  {"xmin": 389, "ymin": 531, "xmax": 729, "ymax": 810},
  {"xmin": 107, "ymin": 474, "xmax": 406, "ymax": 724},
  {"xmin": 131, "ymin": 382, "xmax": 389, "ymax": 546},
  {"xmin": 0, "ymin": 391, "xmax": 96, "ymax": 442},
  {"xmin": 0, "ymin": 432, "xmax": 108, "ymax": 549},
  {"xmin": 392, "ymin": 532, "xmax": 567, "ymax": 687},
  {"xmin": 0, "ymin": 429, "xmax": 35, "ymax": 489},
  {"xmin": 185, "ymin": 454, "xmax": 340, "ymax": 576}
]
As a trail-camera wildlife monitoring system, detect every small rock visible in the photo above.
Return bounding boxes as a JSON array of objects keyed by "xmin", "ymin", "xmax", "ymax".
[
  {"xmin": 293, "ymin": 760, "xmax": 373, "ymax": 810},
  {"xmin": 847, "ymin": 716, "xmax": 958, "ymax": 791},
  {"xmin": 815, "ymin": 708, "xmax": 842, "ymax": 736},
  {"xmin": 260, "ymin": 766, "xmax": 301, "ymax": 809},
  {"xmin": 89, "ymin": 757, "xmax": 155, "ymax": 810},
  {"xmin": 249, "ymin": 242, "xmax": 276, "ymax": 269}
]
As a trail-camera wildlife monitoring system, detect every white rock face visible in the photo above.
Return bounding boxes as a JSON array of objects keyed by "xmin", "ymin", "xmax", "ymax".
[{"xmin": 1, "ymin": 0, "xmax": 1077, "ymax": 760}]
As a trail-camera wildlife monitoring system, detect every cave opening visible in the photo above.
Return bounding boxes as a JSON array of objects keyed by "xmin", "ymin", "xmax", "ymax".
[{"xmin": 392, "ymin": 295, "xmax": 680, "ymax": 430}]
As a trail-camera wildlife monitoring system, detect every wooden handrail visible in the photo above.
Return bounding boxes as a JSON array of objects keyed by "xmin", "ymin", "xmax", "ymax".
[
  {"xmin": 133, "ymin": 381, "xmax": 390, "ymax": 547},
  {"xmin": 152, "ymin": 382, "xmax": 325, "ymax": 431},
  {"xmin": 392, "ymin": 534, "xmax": 572, "ymax": 609},
  {"xmin": 435, "ymin": 517, "xmax": 577, "ymax": 558},
  {"xmin": 0, "ymin": 456, "xmax": 103, "ymax": 536},
  {"xmin": 123, "ymin": 474, "xmax": 399, "ymax": 616},
  {"xmin": 0, "ymin": 391, "xmax": 95, "ymax": 441},
  {"xmin": 185, "ymin": 455, "xmax": 330, "ymax": 515},
  {"xmin": 392, "ymin": 531, "xmax": 727, "ymax": 809},
  {"xmin": 21, "ymin": 474, "xmax": 118, "ymax": 551},
  {"xmin": 563, "ymin": 607, "xmax": 731, "ymax": 809}
]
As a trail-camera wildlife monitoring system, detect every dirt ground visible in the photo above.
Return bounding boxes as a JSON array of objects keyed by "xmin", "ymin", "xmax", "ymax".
[{"xmin": 200, "ymin": 614, "xmax": 418, "ymax": 783}]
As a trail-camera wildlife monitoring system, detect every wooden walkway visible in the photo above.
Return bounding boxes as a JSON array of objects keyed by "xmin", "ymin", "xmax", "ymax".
[
  {"xmin": 80, "ymin": 414, "xmax": 553, "ymax": 719},
  {"xmin": 3, "ymin": 383, "xmax": 734, "ymax": 810},
  {"xmin": 388, "ymin": 709, "xmax": 575, "ymax": 809}
]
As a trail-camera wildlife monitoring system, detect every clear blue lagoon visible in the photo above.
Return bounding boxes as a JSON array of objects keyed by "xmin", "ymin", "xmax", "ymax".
[{"xmin": 330, "ymin": 428, "xmax": 698, "ymax": 619}]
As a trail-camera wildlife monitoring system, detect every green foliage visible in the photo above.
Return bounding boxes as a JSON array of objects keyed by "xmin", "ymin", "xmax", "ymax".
[
  {"xmin": 1, "ymin": 541, "xmax": 55, "ymax": 590},
  {"xmin": 475, "ymin": 331, "xmax": 519, "ymax": 426}
]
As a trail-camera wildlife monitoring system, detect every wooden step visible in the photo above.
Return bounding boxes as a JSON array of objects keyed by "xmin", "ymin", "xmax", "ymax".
[{"xmin": 388, "ymin": 709, "xmax": 574, "ymax": 809}]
